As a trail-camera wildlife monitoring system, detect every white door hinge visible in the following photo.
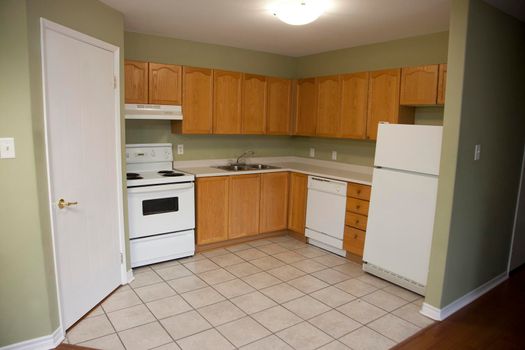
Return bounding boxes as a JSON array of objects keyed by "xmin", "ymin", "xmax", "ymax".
[
  {"xmin": 120, "ymin": 252, "xmax": 124, "ymax": 264},
  {"xmin": 113, "ymin": 76, "xmax": 117, "ymax": 89}
]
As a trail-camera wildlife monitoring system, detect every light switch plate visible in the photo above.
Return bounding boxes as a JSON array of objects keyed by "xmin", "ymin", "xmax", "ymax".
[
  {"xmin": 309, "ymin": 148, "xmax": 315, "ymax": 157},
  {"xmin": 332, "ymin": 151, "xmax": 337, "ymax": 160},
  {"xmin": 474, "ymin": 144, "xmax": 481, "ymax": 161},
  {"xmin": 0, "ymin": 138, "xmax": 15, "ymax": 159},
  {"xmin": 177, "ymin": 144, "xmax": 184, "ymax": 155}
]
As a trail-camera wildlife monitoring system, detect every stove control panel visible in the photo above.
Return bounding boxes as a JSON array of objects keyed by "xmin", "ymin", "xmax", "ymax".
[{"xmin": 125, "ymin": 144, "xmax": 173, "ymax": 164}]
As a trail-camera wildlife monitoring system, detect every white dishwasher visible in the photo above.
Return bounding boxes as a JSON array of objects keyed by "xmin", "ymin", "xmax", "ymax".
[{"xmin": 305, "ymin": 176, "xmax": 347, "ymax": 256}]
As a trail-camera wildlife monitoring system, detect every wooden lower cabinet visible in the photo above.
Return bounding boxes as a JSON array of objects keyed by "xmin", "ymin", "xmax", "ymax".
[
  {"xmin": 288, "ymin": 172, "xmax": 308, "ymax": 235},
  {"xmin": 343, "ymin": 182, "xmax": 372, "ymax": 257},
  {"xmin": 228, "ymin": 174, "xmax": 261, "ymax": 238},
  {"xmin": 196, "ymin": 177, "xmax": 229, "ymax": 244},
  {"xmin": 344, "ymin": 226, "xmax": 366, "ymax": 256},
  {"xmin": 260, "ymin": 172, "xmax": 289, "ymax": 233}
]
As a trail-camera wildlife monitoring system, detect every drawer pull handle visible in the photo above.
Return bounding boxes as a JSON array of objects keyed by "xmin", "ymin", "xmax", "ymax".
[
  {"xmin": 356, "ymin": 205, "xmax": 360, "ymax": 209},
  {"xmin": 354, "ymin": 234, "xmax": 358, "ymax": 239},
  {"xmin": 357, "ymin": 190, "xmax": 361, "ymax": 194},
  {"xmin": 355, "ymin": 220, "xmax": 359, "ymax": 224}
]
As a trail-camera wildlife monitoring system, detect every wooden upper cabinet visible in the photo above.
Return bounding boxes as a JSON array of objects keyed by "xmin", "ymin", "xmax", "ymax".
[
  {"xmin": 260, "ymin": 172, "xmax": 289, "ymax": 233},
  {"xmin": 179, "ymin": 66, "xmax": 213, "ymax": 134},
  {"xmin": 148, "ymin": 63, "xmax": 182, "ymax": 105},
  {"xmin": 340, "ymin": 72, "xmax": 369, "ymax": 139},
  {"xmin": 124, "ymin": 60, "xmax": 148, "ymax": 104},
  {"xmin": 288, "ymin": 172, "xmax": 308, "ymax": 235},
  {"xmin": 266, "ymin": 77, "xmax": 291, "ymax": 135},
  {"xmin": 295, "ymin": 78, "xmax": 317, "ymax": 136},
  {"xmin": 229, "ymin": 174, "xmax": 261, "ymax": 238},
  {"xmin": 196, "ymin": 177, "xmax": 229, "ymax": 245},
  {"xmin": 316, "ymin": 75, "xmax": 341, "ymax": 137},
  {"xmin": 400, "ymin": 65, "xmax": 439, "ymax": 105},
  {"xmin": 242, "ymin": 74, "xmax": 267, "ymax": 134},
  {"xmin": 437, "ymin": 64, "xmax": 447, "ymax": 105},
  {"xmin": 213, "ymin": 70, "xmax": 242, "ymax": 134}
]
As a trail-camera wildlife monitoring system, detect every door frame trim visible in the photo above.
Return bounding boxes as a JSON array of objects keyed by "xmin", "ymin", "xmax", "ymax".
[{"xmin": 40, "ymin": 18, "xmax": 128, "ymax": 333}]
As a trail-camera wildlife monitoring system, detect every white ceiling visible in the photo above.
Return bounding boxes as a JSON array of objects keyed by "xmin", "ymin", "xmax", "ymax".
[{"xmin": 100, "ymin": 0, "xmax": 451, "ymax": 57}]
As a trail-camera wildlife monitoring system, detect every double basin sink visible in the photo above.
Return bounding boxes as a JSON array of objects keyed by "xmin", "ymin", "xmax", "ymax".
[{"xmin": 213, "ymin": 163, "xmax": 281, "ymax": 172}]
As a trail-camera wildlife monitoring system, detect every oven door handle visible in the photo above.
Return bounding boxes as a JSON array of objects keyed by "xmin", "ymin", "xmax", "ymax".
[{"xmin": 127, "ymin": 183, "xmax": 194, "ymax": 194}]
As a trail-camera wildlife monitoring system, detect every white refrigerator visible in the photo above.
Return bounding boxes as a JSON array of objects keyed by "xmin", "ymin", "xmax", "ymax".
[{"xmin": 363, "ymin": 124, "xmax": 443, "ymax": 295}]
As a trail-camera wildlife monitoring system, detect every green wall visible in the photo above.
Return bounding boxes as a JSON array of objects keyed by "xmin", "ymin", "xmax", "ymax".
[{"xmin": 426, "ymin": 0, "xmax": 525, "ymax": 308}]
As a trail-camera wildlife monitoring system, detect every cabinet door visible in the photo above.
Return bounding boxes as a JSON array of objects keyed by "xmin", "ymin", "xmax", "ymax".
[
  {"xmin": 316, "ymin": 75, "xmax": 341, "ymax": 137},
  {"xmin": 340, "ymin": 72, "xmax": 369, "ymax": 139},
  {"xmin": 437, "ymin": 64, "xmax": 447, "ymax": 105},
  {"xmin": 124, "ymin": 60, "xmax": 148, "ymax": 104},
  {"xmin": 242, "ymin": 74, "xmax": 267, "ymax": 134},
  {"xmin": 213, "ymin": 70, "xmax": 242, "ymax": 134},
  {"xmin": 288, "ymin": 172, "xmax": 308, "ymax": 235},
  {"xmin": 196, "ymin": 177, "xmax": 229, "ymax": 245},
  {"xmin": 260, "ymin": 172, "xmax": 289, "ymax": 233},
  {"xmin": 295, "ymin": 78, "xmax": 317, "ymax": 136},
  {"xmin": 267, "ymin": 77, "xmax": 291, "ymax": 135},
  {"xmin": 180, "ymin": 66, "xmax": 213, "ymax": 134},
  {"xmin": 366, "ymin": 68, "xmax": 403, "ymax": 140},
  {"xmin": 148, "ymin": 63, "xmax": 182, "ymax": 105},
  {"xmin": 229, "ymin": 174, "xmax": 260, "ymax": 238},
  {"xmin": 400, "ymin": 65, "xmax": 439, "ymax": 105}
]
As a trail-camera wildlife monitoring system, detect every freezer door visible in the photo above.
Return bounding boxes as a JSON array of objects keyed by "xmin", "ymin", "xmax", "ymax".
[
  {"xmin": 375, "ymin": 124, "xmax": 443, "ymax": 175},
  {"xmin": 363, "ymin": 167, "xmax": 438, "ymax": 286}
]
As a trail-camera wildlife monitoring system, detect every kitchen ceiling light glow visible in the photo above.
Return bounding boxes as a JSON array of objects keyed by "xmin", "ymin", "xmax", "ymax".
[{"xmin": 273, "ymin": 0, "xmax": 326, "ymax": 26}]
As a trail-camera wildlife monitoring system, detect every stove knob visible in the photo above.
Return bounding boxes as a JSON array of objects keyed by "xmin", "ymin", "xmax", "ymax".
[{"xmin": 151, "ymin": 149, "xmax": 156, "ymax": 157}]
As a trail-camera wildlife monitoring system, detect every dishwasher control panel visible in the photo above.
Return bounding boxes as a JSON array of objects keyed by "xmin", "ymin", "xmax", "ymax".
[{"xmin": 308, "ymin": 176, "xmax": 347, "ymax": 196}]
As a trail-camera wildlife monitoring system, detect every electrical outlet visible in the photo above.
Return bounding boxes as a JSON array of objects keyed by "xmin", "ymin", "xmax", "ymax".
[
  {"xmin": 309, "ymin": 148, "xmax": 315, "ymax": 157},
  {"xmin": 0, "ymin": 138, "xmax": 15, "ymax": 159},
  {"xmin": 332, "ymin": 151, "xmax": 337, "ymax": 160},
  {"xmin": 177, "ymin": 144, "xmax": 184, "ymax": 155},
  {"xmin": 474, "ymin": 144, "xmax": 481, "ymax": 161}
]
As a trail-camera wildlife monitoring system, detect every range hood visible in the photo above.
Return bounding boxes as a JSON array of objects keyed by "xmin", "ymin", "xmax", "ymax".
[{"xmin": 125, "ymin": 104, "xmax": 183, "ymax": 120}]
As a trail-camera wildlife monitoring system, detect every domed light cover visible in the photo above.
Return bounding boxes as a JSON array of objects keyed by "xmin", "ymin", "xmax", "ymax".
[{"xmin": 273, "ymin": 0, "xmax": 326, "ymax": 26}]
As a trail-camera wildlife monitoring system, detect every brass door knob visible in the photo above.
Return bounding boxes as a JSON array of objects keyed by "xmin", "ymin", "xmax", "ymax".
[{"xmin": 58, "ymin": 198, "xmax": 78, "ymax": 209}]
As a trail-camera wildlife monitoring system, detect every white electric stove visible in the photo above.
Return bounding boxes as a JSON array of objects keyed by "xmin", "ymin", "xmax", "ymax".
[{"xmin": 126, "ymin": 143, "xmax": 195, "ymax": 268}]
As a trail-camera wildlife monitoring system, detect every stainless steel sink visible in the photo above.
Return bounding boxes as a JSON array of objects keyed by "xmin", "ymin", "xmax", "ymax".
[
  {"xmin": 246, "ymin": 164, "xmax": 280, "ymax": 170},
  {"xmin": 213, "ymin": 163, "xmax": 281, "ymax": 171}
]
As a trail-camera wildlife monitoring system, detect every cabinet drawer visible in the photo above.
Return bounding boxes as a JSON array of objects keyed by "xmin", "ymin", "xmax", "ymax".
[
  {"xmin": 346, "ymin": 197, "xmax": 369, "ymax": 216},
  {"xmin": 345, "ymin": 212, "xmax": 368, "ymax": 231},
  {"xmin": 344, "ymin": 226, "xmax": 365, "ymax": 256},
  {"xmin": 347, "ymin": 183, "xmax": 371, "ymax": 201}
]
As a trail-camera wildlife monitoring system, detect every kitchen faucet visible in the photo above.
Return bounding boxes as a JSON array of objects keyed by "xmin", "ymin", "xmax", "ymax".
[{"xmin": 235, "ymin": 150, "xmax": 255, "ymax": 165}]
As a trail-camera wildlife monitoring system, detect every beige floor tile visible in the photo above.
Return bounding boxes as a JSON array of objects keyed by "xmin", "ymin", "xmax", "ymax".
[
  {"xmin": 252, "ymin": 305, "xmax": 302, "ymax": 332},
  {"xmin": 357, "ymin": 274, "xmax": 391, "ymax": 288},
  {"xmin": 269, "ymin": 236, "xmax": 293, "ymax": 243},
  {"xmin": 239, "ymin": 335, "xmax": 293, "ymax": 350},
  {"xmin": 114, "ymin": 284, "xmax": 132, "ymax": 294},
  {"xmin": 256, "ymin": 244, "xmax": 289, "ymax": 255},
  {"xmin": 67, "ymin": 314, "xmax": 114, "ymax": 344},
  {"xmin": 368, "ymin": 314, "xmax": 421, "ymax": 342},
  {"xmin": 339, "ymin": 326, "xmax": 395, "ymax": 350},
  {"xmin": 249, "ymin": 256, "xmax": 285, "ymax": 270},
  {"xmin": 134, "ymin": 282, "xmax": 176, "ymax": 302},
  {"xmin": 225, "ymin": 262, "xmax": 262, "ymax": 278},
  {"xmin": 168, "ymin": 275, "xmax": 208, "ymax": 294},
  {"xmin": 183, "ymin": 259, "xmax": 221, "ymax": 274},
  {"xmin": 85, "ymin": 305, "xmax": 104, "ymax": 318},
  {"xmin": 383, "ymin": 284, "xmax": 421, "ymax": 302},
  {"xmin": 230, "ymin": 291, "xmax": 277, "ymax": 314},
  {"xmin": 177, "ymin": 254, "xmax": 206, "ymax": 263},
  {"xmin": 276, "ymin": 322, "xmax": 333, "ymax": 350},
  {"xmin": 313, "ymin": 255, "xmax": 348, "ymax": 267},
  {"xmin": 160, "ymin": 310, "xmax": 212, "ymax": 340},
  {"xmin": 310, "ymin": 286, "xmax": 356, "ymax": 308},
  {"xmin": 261, "ymin": 283, "xmax": 305, "ymax": 304},
  {"xmin": 309, "ymin": 310, "xmax": 361, "ymax": 338},
  {"xmin": 287, "ymin": 275, "xmax": 329, "ymax": 293},
  {"xmin": 282, "ymin": 295, "xmax": 330, "ymax": 319},
  {"xmin": 361, "ymin": 289, "xmax": 409, "ymax": 312},
  {"xmin": 181, "ymin": 286, "xmax": 225, "ymax": 308},
  {"xmin": 118, "ymin": 321, "xmax": 172, "ymax": 350},
  {"xmin": 217, "ymin": 316, "xmax": 271, "ymax": 347},
  {"xmin": 291, "ymin": 259, "xmax": 327, "ymax": 273},
  {"xmin": 247, "ymin": 239, "xmax": 274, "ymax": 247},
  {"xmin": 130, "ymin": 270, "xmax": 163, "ymax": 288},
  {"xmin": 392, "ymin": 303, "xmax": 435, "ymax": 328},
  {"xmin": 412, "ymin": 297, "xmax": 424, "ymax": 307},
  {"xmin": 294, "ymin": 246, "xmax": 328, "ymax": 258},
  {"xmin": 155, "ymin": 265, "xmax": 193, "ymax": 281},
  {"xmin": 146, "ymin": 295, "xmax": 192, "ymax": 319},
  {"xmin": 153, "ymin": 343, "xmax": 181, "ymax": 350},
  {"xmin": 78, "ymin": 333, "xmax": 124, "ymax": 350},
  {"xmin": 317, "ymin": 340, "xmax": 351, "ymax": 350},
  {"xmin": 213, "ymin": 278, "xmax": 255, "ymax": 298},
  {"xmin": 267, "ymin": 265, "xmax": 306, "ymax": 281},
  {"xmin": 226, "ymin": 243, "xmax": 253, "ymax": 252},
  {"xmin": 198, "ymin": 268, "xmax": 236, "ymax": 285},
  {"xmin": 210, "ymin": 253, "xmax": 245, "ymax": 267},
  {"xmin": 242, "ymin": 271, "xmax": 282, "ymax": 289},
  {"xmin": 335, "ymin": 278, "xmax": 377, "ymax": 297},
  {"xmin": 102, "ymin": 290, "xmax": 142, "ymax": 313},
  {"xmin": 235, "ymin": 248, "xmax": 269, "ymax": 260},
  {"xmin": 278, "ymin": 240, "xmax": 308, "ymax": 250},
  {"xmin": 273, "ymin": 251, "xmax": 306, "ymax": 264},
  {"xmin": 337, "ymin": 300, "xmax": 387, "ymax": 324},
  {"xmin": 202, "ymin": 248, "xmax": 230, "ymax": 258},
  {"xmin": 312, "ymin": 269, "xmax": 352, "ymax": 284},
  {"xmin": 150, "ymin": 259, "xmax": 180, "ymax": 271},
  {"xmin": 107, "ymin": 304, "xmax": 155, "ymax": 331},
  {"xmin": 177, "ymin": 329, "xmax": 234, "ymax": 350},
  {"xmin": 197, "ymin": 300, "xmax": 245, "ymax": 326},
  {"xmin": 132, "ymin": 266, "xmax": 153, "ymax": 275},
  {"xmin": 332, "ymin": 263, "xmax": 365, "ymax": 278}
]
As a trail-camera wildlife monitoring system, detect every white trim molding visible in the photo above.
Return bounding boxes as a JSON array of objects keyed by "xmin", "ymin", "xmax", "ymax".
[
  {"xmin": 126, "ymin": 269, "xmax": 135, "ymax": 284},
  {"xmin": 420, "ymin": 271, "xmax": 508, "ymax": 321},
  {"xmin": 0, "ymin": 327, "xmax": 64, "ymax": 350}
]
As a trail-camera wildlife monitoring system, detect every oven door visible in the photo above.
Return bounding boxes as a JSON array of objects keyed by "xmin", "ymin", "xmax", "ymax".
[{"xmin": 127, "ymin": 182, "xmax": 195, "ymax": 239}]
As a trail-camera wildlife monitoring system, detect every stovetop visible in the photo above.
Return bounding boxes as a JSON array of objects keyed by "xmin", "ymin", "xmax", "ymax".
[{"xmin": 126, "ymin": 169, "xmax": 195, "ymax": 187}]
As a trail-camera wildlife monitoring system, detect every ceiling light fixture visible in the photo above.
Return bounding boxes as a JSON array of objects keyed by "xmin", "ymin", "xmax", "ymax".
[{"xmin": 272, "ymin": 0, "xmax": 326, "ymax": 26}]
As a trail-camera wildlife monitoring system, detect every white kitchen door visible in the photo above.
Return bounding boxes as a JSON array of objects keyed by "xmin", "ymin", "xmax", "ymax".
[{"xmin": 41, "ymin": 20, "xmax": 124, "ymax": 329}]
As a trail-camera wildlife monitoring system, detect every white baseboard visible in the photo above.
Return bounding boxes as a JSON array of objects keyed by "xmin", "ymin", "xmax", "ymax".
[
  {"xmin": 420, "ymin": 271, "xmax": 508, "ymax": 321},
  {"xmin": 126, "ymin": 269, "xmax": 135, "ymax": 284},
  {"xmin": 0, "ymin": 326, "xmax": 64, "ymax": 350}
]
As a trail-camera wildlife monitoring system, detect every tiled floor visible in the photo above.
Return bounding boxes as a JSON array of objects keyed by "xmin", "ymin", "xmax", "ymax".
[{"xmin": 64, "ymin": 235, "xmax": 434, "ymax": 350}]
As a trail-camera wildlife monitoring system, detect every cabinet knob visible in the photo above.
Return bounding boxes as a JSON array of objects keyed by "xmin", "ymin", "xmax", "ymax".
[
  {"xmin": 357, "ymin": 190, "xmax": 361, "ymax": 194},
  {"xmin": 355, "ymin": 220, "xmax": 359, "ymax": 224},
  {"xmin": 356, "ymin": 205, "xmax": 360, "ymax": 209},
  {"xmin": 354, "ymin": 234, "xmax": 358, "ymax": 239}
]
